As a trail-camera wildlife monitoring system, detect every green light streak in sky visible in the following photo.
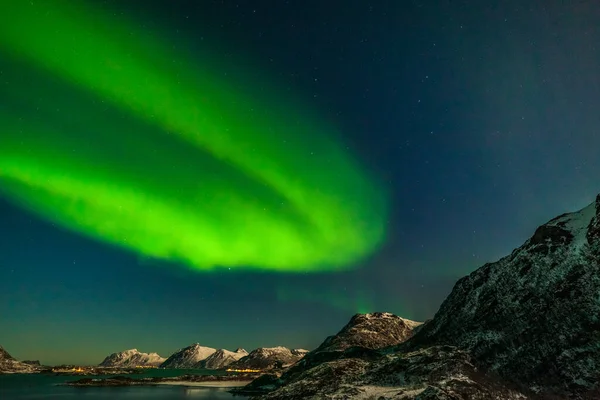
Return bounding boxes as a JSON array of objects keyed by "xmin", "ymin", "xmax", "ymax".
[{"xmin": 0, "ymin": 1, "xmax": 387, "ymax": 271}]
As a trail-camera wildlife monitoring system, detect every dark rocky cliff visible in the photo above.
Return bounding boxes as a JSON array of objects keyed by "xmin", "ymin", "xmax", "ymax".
[{"xmin": 412, "ymin": 195, "xmax": 600, "ymax": 397}]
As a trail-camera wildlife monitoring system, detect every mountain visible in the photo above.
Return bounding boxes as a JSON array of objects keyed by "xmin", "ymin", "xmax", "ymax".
[
  {"xmin": 313, "ymin": 312, "xmax": 422, "ymax": 354},
  {"xmin": 228, "ymin": 346, "xmax": 308, "ymax": 370},
  {"xmin": 197, "ymin": 348, "xmax": 248, "ymax": 369},
  {"xmin": 98, "ymin": 349, "xmax": 165, "ymax": 367},
  {"xmin": 247, "ymin": 195, "xmax": 600, "ymax": 399},
  {"xmin": 276, "ymin": 312, "xmax": 423, "ymax": 384},
  {"xmin": 160, "ymin": 343, "xmax": 216, "ymax": 369},
  {"xmin": 243, "ymin": 312, "xmax": 425, "ymax": 397},
  {"xmin": 0, "ymin": 346, "xmax": 39, "ymax": 374},
  {"xmin": 409, "ymin": 194, "xmax": 600, "ymax": 397}
]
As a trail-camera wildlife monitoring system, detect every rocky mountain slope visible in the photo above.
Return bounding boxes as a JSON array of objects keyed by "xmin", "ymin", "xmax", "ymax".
[
  {"xmin": 197, "ymin": 348, "xmax": 248, "ymax": 369},
  {"xmin": 160, "ymin": 343, "xmax": 216, "ymax": 369},
  {"xmin": 99, "ymin": 349, "xmax": 165, "ymax": 367},
  {"xmin": 229, "ymin": 347, "xmax": 309, "ymax": 370},
  {"xmin": 243, "ymin": 312, "xmax": 425, "ymax": 397},
  {"xmin": 247, "ymin": 195, "xmax": 600, "ymax": 399},
  {"xmin": 313, "ymin": 312, "xmax": 422, "ymax": 354},
  {"xmin": 252, "ymin": 345, "xmax": 527, "ymax": 400},
  {"xmin": 273, "ymin": 312, "xmax": 423, "ymax": 386},
  {"xmin": 409, "ymin": 194, "xmax": 600, "ymax": 397},
  {"xmin": 0, "ymin": 346, "xmax": 39, "ymax": 373}
]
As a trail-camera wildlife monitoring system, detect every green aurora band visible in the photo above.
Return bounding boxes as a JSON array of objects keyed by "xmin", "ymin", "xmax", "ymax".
[{"xmin": 0, "ymin": 1, "xmax": 387, "ymax": 271}]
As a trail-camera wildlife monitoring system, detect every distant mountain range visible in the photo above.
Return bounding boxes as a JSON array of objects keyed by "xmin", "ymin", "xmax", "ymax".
[
  {"xmin": 0, "ymin": 341, "xmax": 309, "ymax": 372},
  {"xmin": 99, "ymin": 343, "xmax": 304, "ymax": 370},
  {"xmin": 245, "ymin": 194, "xmax": 600, "ymax": 399}
]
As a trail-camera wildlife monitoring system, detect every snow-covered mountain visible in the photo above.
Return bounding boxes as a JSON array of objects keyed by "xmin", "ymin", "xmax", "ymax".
[
  {"xmin": 98, "ymin": 349, "xmax": 165, "ymax": 367},
  {"xmin": 246, "ymin": 195, "xmax": 600, "ymax": 399},
  {"xmin": 0, "ymin": 346, "xmax": 39, "ymax": 374},
  {"xmin": 197, "ymin": 348, "xmax": 248, "ymax": 369},
  {"xmin": 160, "ymin": 343, "xmax": 216, "ymax": 369},
  {"xmin": 229, "ymin": 346, "xmax": 308, "ymax": 370}
]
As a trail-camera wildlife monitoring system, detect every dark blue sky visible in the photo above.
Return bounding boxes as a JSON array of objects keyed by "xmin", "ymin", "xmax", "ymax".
[{"xmin": 1, "ymin": 0, "xmax": 599, "ymax": 365}]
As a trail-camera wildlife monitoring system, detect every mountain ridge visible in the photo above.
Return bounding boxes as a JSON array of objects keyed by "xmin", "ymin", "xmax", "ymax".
[{"xmin": 408, "ymin": 194, "xmax": 600, "ymax": 396}]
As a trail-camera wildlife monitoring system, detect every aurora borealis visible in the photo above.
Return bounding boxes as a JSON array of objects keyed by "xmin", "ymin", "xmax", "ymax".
[
  {"xmin": 1, "ymin": 0, "xmax": 599, "ymax": 366},
  {"xmin": 0, "ymin": 1, "xmax": 387, "ymax": 271}
]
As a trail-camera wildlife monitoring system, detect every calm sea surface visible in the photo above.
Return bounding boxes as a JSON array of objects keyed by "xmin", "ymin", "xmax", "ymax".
[{"xmin": 0, "ymin": 370, "xmax": 248, "ymax": 400}]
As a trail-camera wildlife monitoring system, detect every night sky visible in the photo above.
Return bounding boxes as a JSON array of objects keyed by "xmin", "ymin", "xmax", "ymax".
[{"xmin": 1, "ymin": 0, "xmax": 599, "ymax": 366}]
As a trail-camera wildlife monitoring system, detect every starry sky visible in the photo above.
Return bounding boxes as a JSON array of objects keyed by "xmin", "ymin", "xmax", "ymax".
[{"xmin": 1, "ymin": 0, "xmax": 599, "ymax": 366}]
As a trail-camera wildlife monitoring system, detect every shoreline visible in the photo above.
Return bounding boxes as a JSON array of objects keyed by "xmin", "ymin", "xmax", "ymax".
[
  {"xmin": 157, "ymin": 380, "xmax": 252, "ymax": 388},
  {"xmin": 61, "ymin": 373, "xmax": 261, "ymax": 388}
]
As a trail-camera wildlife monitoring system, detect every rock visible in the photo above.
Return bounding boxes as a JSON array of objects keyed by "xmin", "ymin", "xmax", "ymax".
[
  {"xmin": 234, "ymin": 373, "xmax": 281, "ymax": 396},
  {"xmin": 257, "ymin": 346, "xmax": 526, "ymax": 399}
]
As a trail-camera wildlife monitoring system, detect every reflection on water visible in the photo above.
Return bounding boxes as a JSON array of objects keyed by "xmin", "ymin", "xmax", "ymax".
[{"xmin": 0, "ymin": 373, "xmax": 248, "ymax": 400}]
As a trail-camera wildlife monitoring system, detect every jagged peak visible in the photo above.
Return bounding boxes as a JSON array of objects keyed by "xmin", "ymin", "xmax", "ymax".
[
  {"xmin": 0, "ymin": 345, "xmax": 15, "ymax": 361},
  {"xmin": 546, "ymin": 199, "xmax": 596, "ymax": 229},
  {"xmin": 349, "ymin": 312, "xmax": 422, "ymax": 327},
  {"xmin": 530, "ymin": 197, "xmax": 599, "ymax": 254},
  {"xmin": 180, "ymin": 343, "xmax": 215, "ymax": 351},
  {"xmin": 122, "ymin": 348, "xmax": 139, "ymax": 353},
  {"xmin": 251, "ymin": 346, "xmax": 291, "ymax": 354},
  {"xmin": 194, "ymin": 343, "xmax": 213, "ymax": 348}
]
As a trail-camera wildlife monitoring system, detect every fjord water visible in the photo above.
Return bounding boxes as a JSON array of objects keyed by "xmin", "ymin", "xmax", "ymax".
[{"xmin": 0, "ymin": 371, "xmax": 248, "ymax": 400}]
